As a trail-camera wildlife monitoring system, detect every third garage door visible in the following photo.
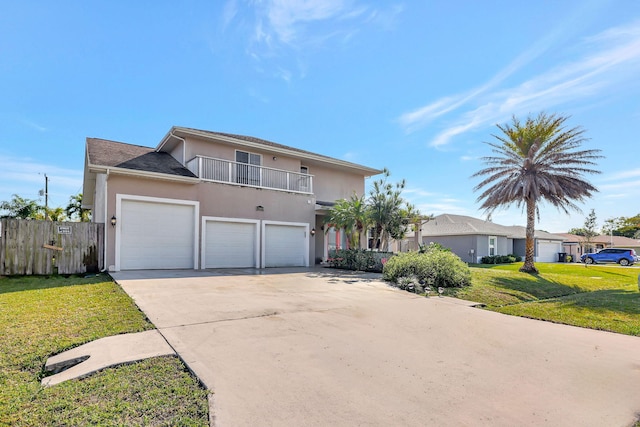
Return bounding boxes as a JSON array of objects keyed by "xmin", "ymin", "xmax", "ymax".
[{"xmin": 263, "ymin": 222, "xmax": 308, "ymax": 267}]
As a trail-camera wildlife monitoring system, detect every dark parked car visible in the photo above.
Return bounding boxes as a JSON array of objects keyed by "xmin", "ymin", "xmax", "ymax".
[{"xmin": 581, "ymin": 248, "xmax": 637, "ymax": 266}]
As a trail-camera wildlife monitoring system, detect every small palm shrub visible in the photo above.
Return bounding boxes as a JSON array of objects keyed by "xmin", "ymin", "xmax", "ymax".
[{"xmin": 383, "ymin": 249, "xmax": 471, "ymax": 288}]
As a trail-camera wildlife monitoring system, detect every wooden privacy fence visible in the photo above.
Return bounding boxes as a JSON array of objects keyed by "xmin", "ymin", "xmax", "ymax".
[{"xmin": 0, "ymin": 219, "xmax": 104, "ymax": 275}]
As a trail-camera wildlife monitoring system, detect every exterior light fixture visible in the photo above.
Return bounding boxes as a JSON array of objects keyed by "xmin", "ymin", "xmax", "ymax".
[
  {"xmin": 310, "ymin": 228, "xmax": 316, "ymax": 236},
  {"xmin": 110, "ymin": 215, "xmax": 117, "ymax": 227},
  {"xmin": 256, "ymin": 206, "xmax": 264, "ymax": 211}
]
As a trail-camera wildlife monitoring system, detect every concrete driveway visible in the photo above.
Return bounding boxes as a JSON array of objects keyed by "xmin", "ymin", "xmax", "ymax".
[{"xmin": 112, "ymin": 268, "xmax": 640, "ymax": 427}]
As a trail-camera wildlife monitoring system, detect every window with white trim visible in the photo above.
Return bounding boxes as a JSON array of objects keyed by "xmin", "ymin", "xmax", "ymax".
[
  {"xmin": 235, "ymin": 150, "xmax": 261, "ymax": 186},
  {"xmin": 488, "ymin": 236, "xmax": 496, "ymax": 256}
]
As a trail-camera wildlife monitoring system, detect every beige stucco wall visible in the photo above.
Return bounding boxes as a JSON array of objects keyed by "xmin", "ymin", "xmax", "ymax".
[
  {"xmin": 101, "ymin": 173, "xmax": 317, "ymax": 269},
  {"xmin": 183, "ymin": 136, "xmax": 300, "ymax": 173},
  {"xmin": 310, "ymin": 164, "xmax": 365, "ymax": 202},
  {"xmin": 180, "ymin": 135, "xmax": 367, "ymax": 203}
]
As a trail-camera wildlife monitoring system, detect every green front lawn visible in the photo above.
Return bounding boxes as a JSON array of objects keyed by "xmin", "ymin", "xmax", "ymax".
[
  {"xmin": 0, "ymin": 274, "xmax": 209, "ymax": 426},
  {"xmin": 453, "ymin": 263, "xmax": 640, "ymax": 336}
]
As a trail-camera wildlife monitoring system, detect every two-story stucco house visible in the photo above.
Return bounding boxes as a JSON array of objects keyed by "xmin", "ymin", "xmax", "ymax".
[{"xmin": 82, "ymin": 126, "xmax": 381, "ymax": 271}]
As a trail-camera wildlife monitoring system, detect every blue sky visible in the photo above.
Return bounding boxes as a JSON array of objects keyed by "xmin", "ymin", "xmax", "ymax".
[{"xmin": 1, "ymin": 1, "xmax": 639, "ymax": 232}]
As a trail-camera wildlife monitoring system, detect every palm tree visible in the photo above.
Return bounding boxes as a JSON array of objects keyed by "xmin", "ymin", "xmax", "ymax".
[
  {"xmin": 473, "ymin": 112, "xmax": 602, "ymax": 274},
  {"xmin": 367, "ymin": 169, "xmax": 406, "ymax": 251},
  {"xmin": 324, "ymin": 193, "xmax": 369, "ymax": 249},
  {"xmin": 65, "ymin": 193, "xmax": 91, "ymax": 222}
]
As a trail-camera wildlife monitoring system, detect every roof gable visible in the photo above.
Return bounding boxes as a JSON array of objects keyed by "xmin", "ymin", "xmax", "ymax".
[{"xmin": 86, "ymin": 138, "xmax": 196, "ymax": 178}]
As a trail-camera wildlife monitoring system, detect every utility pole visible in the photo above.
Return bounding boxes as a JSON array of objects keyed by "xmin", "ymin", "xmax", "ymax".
[{"xmin": 44, "ymin": 174, "xmax": 49, "ymax": 221}]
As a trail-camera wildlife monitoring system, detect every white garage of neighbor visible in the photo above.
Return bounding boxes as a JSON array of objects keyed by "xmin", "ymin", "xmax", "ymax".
[
  {"xmin": 202, "ymin": 217, "xmax": 259, "ymax": 269},
  {"xmin": 115, "ymin": 195, "xmax": 199, "ymax": 271},
  {"xmin": 536, "ymin": 240, "xmax": 563, "ymax": 263},
  {"xmin": 262, "ymin": 221, "xmax": 309, "ymax": 268}
]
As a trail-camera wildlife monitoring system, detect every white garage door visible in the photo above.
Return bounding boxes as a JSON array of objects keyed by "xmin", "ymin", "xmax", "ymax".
[
  {"xmin": 264, "ymin": 223, "xmax": 308, "ymax": 267},
  {"xmin": 536, "ymin": 241, "xmax": 562, "ymax": 263},
  {"xmin": 119, "ymin": 199, "xmax": 195, "ymax": 270},
  {"xmin": 204, "ymin": 219, "xmax": 258, "ymax": 268}
]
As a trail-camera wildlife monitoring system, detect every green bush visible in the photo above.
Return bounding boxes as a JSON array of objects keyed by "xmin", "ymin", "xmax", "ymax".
[
  {"xmin": 327, "ymin": 249, "xmax": 393, "ymax": 272},
  {"xmin": 481, "ymin": 254, "xmax": 520, "ymax": 264},
  {"xmin": 418, "ymin": 242, "xmax": 451, "ymax": 253},
  {"xmin": 382, "ymin": 250, "xmax": 471, "ymax": 288}
]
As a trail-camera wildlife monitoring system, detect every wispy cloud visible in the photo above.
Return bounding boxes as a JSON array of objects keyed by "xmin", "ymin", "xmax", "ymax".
[
  {"xmin": 398, "ymin": 19, "xmax": 640, "ymax": 148},
  {"xmin": 20, "ymin": 118, "xmax": 48, "ymax": 132},
  {"xmin": 0, "ymin": 155, "xmax": 83, "ymax": 205},
  {"xmin": 397, "ymin": 17, "xmax": 569, "ymax": 133},
  {"xmin": 403, "ymin": 187, "xmax": 437, "ymax": 198},
  {"xmin": 264, "ymin": 0, "xmax": 356, "ymax": 45},
  {"xmin": 223, "ymin": 1, "xmax": 403, "ymax": 81},
  {"xmin": 600, "ymin": 168, "xmax": 640, "ymax": 181}
]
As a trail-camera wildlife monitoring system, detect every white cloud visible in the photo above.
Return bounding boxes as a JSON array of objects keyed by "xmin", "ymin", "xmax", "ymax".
[
  {"xmin": 20, "ymin": 118, "xmax": 48, "ymax": 132},
  {"xmin": 265, "ymin": 0, "xmax": 351, "ymax": 44},
  {"xmin": 601, "ymin": 168, "xmax": 640, "ymax": 181},
  {"xmin": 403, "ymin": 187, "xmax": 437, "ymax": 198},
  {"xmin": 222, "ymin": 0, "xmax": 239, "ymax": 30},
  {"xmin": 0, "ymin": 155, "xmax": 82, "ymax": 206},
  {"xmin": 399, "ymin": 19, "xmax": 640, "ymax": 148}
]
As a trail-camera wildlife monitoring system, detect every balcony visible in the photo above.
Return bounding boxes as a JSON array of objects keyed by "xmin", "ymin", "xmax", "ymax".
[{"xmin": 186, "ymin": 155, "xmax": 313, "ymax": 194}]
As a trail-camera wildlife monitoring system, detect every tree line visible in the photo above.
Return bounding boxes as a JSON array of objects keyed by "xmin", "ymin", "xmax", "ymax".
[
  {"xmin": 569, "ymin": 209, "xmax": 640, "ymax": 239},
  {"xmin": 0, "ymin": 193, "xmax": 90, "ymax": 222}
]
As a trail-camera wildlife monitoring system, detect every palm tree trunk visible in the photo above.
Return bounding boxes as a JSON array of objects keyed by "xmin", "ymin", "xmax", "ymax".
[{"xmin": 520, "ymin": 198, "xmax": 539, "ymax": 274}]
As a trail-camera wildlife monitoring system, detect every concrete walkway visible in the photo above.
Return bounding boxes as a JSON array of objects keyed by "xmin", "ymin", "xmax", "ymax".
[
  {"xmin": 110, "ymin": 268, "xmax": 640, "ymax": 427},
  {"xmin": 42, "ymin": 330, "xmax": 175, "ymax": 386}
]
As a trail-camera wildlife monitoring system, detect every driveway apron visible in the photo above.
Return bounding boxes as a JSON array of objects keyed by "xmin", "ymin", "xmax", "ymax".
[{"xmin": 112, "ymin": 269, "xmax": 640, "ymax": 427}]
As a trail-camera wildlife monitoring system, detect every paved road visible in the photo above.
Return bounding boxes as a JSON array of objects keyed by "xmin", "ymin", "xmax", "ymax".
[{"xmin": 113, "ymin": 268, "xmax": 640, "ymax": 427}]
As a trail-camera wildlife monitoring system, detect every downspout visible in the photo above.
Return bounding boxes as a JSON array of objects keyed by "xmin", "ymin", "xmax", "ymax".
[{"xmin": 101, "ymin": 168, "xmax": 110, "ymax": 272}]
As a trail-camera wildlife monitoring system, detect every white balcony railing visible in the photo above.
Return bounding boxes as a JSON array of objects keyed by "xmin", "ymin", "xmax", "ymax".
[{"xmin": 186, "ymin": 155, "xmax": 313, "ymax": 194}]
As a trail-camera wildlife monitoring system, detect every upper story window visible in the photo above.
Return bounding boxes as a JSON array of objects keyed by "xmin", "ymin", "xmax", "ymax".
[{"xmin": 235, "ymin": 150, "xmax": 261, "ymax": 186}]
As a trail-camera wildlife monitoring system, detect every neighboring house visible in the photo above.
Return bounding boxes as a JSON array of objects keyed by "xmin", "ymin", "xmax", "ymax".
[
  {"xmin": 82, "ymin": 126, "xmax": 381, "ymax": 271},
  {"xmin": 420, "ymin": 214, "xmax": 566, "ymax": 263},
  {"xmin": 556, "ymin": 233, "xmax": 640, "ymax": 260}
]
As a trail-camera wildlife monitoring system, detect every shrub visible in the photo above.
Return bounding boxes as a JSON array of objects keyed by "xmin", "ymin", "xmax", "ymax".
[
  {"xmin": 326, "ymin": 249, "xmax": 393, "ymax": 272},
  {"xmin": 481, "ymin": 254, "xmax": 519, "ymax": 264},
  {"xmin": 382, "ymin": 250, "xmax": 471, "ymax": 288},
  {"xmin": 418, "ymin": 242, "xmax": 451, "ymax": 253}
]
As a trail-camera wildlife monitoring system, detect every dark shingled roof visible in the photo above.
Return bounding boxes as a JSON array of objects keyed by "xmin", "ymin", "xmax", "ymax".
[{"xmin": 87, "ymin": 138, "xmax": 196, "ymax": 178}]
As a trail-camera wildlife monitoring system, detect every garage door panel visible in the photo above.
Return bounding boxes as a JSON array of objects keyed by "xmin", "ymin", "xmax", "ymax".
[
  {"xmin": 264, "ymin": 224, "xmax": 307, "ymax": 267},
  {"xmin": 205, "ymin": 220, "xmax": 257, "ymax": 268},
  {"xmin": 537, "ymin": 242, "xmax": 562, "ymax": 263},
  {"xmin": 120, "ymin": 200, "xmax": 195, "ymax": 270}
]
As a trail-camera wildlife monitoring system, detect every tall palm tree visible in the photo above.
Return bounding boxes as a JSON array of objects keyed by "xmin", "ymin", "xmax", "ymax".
[
  {"xmin": 367, "ymin": 169, "xmax": 406, "ymax": 251},
  {"xmin": 473, "ymin": 113, "xmax": 602, "ymax": 273}
]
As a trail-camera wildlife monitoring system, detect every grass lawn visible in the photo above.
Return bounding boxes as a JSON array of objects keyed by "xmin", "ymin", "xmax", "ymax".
[
  {"xmin": 0, "ymin": 274, "xmax": 209, "ymax": 426},
  {"xmin": 452, "ymin": 263, "xmax": 640, "ymax": 336}
]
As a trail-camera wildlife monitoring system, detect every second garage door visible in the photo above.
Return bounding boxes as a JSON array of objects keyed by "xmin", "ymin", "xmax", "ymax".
[
  {"xmin": 263, "ymin": 222, "xmax": 308, "ymax": 267},
  {"xmin": 203, "ymin": 218, "xmax": 259, "ymax": 268}
]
